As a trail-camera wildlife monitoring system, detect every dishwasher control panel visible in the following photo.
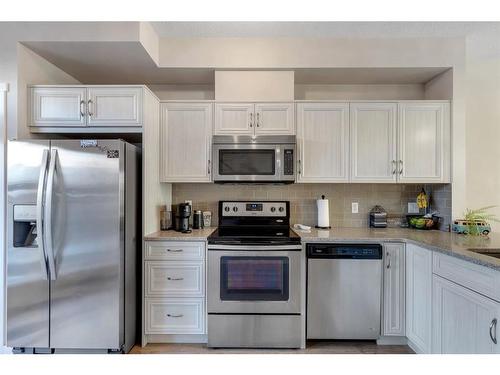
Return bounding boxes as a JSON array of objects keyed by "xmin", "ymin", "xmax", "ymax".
[{"xmin": 307, "ymin": 244, "xmax": 382, "ymax": 259}]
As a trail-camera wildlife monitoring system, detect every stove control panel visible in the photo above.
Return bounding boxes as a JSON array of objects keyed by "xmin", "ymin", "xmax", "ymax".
[{"xmin": 221, "ymin": 201, "xmax": 288, "ymax": 217}]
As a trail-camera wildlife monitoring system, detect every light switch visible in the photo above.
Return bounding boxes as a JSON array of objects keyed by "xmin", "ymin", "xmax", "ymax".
[{"xmin": 352, "ymin": 202, "xmax": 359, "ymax": 214}]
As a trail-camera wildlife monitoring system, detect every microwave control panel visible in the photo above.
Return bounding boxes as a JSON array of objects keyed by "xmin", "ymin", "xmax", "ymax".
[{"xmin": 283, "ymin": 149, "xmax": 294, "ymax": 175}]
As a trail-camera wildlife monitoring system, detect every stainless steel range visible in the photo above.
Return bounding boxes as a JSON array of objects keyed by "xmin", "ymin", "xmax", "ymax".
[{"xmin": 207, "ymin": 201, "xmax": 304, "ymax": 348}]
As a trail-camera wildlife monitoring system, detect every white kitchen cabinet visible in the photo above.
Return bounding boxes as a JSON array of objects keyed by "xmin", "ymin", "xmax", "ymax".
[
  {"xmin": 31, "ymin": 87, "xmax": 87, "ymax": 127},
  {"xmin": 214, "ymin": 102, "xmax": 294, "ymax": 136},
  {"xmin": 296, "ymin": 102, "xmax": 349, "ymax": 182},
  {"xmin": 383, "ymin": 243, "xmax": 405, "ymax": 336},
  {"xmin": 406, "ymin": 243, "xmax": 433, "ymax": 353},
  {"xmin": 160, "ymin": 103, "xmax": 212, "ymax": 183},
  {"xmin": 350, "ymin": 103, "xmax": 397, "ymax": 182},
  {"xmin": 398, "ymin": 102, "xmax": 450, "ymax": 183},
  {"xmin": 87, "ymin": 87, "xmax": 142, "ymax": 127},
  {"xmin": 432, "ymin": 275, "xmax": 500, "ymax": 354},
  {"xmin": 145, "ymin": 298, "xmax": 205, "ymax": 335}
]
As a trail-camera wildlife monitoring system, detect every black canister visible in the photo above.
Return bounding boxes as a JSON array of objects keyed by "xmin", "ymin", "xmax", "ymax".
[{"xmin": 193, "ymin": 210, "xmax": 204, "ymax": 229}]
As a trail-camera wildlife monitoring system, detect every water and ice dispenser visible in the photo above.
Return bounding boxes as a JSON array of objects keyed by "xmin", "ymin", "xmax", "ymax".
[{"xmin": 13, "ymin": 204, "xmax": 38, "ymax": 247}]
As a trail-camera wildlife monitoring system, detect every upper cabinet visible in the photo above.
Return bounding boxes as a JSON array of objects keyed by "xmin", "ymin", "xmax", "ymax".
[
  {"xmin": 214, "ymin": 102, "xmax": 294, "ymax": 136},
  {"xmin": 296, "ymin": 102, "xmax": 349, "ymax": 182},
  {"xmin": 398, "ymin": 102, "xmax": 450, "ymax": 183},
  {"xmin": 350, "ymin": 103, "xmax": 398, "ymax": 182},
  {"xmin": 30, "ymin": 85, "xmax": 144, "ymax": 132},
  {"xmin": 160, "ymin": 103, "xmax": 213, "ymax": 183}
]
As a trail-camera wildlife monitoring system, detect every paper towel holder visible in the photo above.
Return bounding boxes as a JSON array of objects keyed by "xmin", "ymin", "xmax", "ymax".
[{"xmin": 315, "ymin": 195, "xmax": 332, "ymax": 229}]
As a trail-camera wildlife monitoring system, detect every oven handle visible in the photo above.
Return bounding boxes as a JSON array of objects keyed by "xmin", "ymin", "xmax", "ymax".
[{"xmin": 208, "ymin": 244, "xmax": 302, "ymax": 251}]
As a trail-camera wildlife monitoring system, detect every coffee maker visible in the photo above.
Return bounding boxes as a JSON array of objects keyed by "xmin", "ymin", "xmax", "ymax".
[{"xmin": 174, "ymin": 203, "xmax": 192, "ymax": 233}]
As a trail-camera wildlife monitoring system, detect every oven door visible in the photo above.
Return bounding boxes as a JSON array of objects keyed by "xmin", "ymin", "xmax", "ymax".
[
  {"xmin": 212, "ymin": 144, "xmax": 284, "ymax": 182},
  {"xmin": 207, "ymin": 245, "xmax": 302, "ymax": 314}
]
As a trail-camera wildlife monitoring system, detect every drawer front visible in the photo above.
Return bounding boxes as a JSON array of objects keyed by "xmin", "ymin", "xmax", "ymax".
[
  {"xmin": 433, "ymin": 252, "xmax": 500, "ymax": 302},
  {"xmin": 145, "ymin": 241, "xmax": 205, "ymax": 261},
  {"xmin": 145, "ymin": 298, "xmax": 205, "ymax": 334},
  {"xmin": 146, "ymin": 261, "xmax": 204, "ymax": 297}
]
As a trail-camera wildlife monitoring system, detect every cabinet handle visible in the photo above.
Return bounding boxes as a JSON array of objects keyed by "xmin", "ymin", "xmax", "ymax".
[
  {"xmin": 166, "ymin": 314, "xmax": 184, "ymax": 318},
  {"xmin": 386, "ymin": 252, "xmax": 391, "ymax": 269},
  {"xmin": 166, "ymin": 249, "xmax": 183, "ymax": 253},
  {"xmin": 80, "ymin": 100, "xmax": 86, "ymax": 117},
  {"xmin": 399, "ymin": 160, "xmax": 403, "ymax": 175},
  {"xmin": 249, "ymin": 113, "xmax": 253, "ymax": 127},
  {"xmin": 167, "ymin": 277, "xmax": 184, "ymax": 281},
  {"xmin": 256, "ymin": 113, "xmax": 260, "ymax": 127},
  {"xmin": 490, "ymin": 318, "xmax": 497, "ymax": 344},
  {"xmin": 87, "ymin": 99, "xmax": 93, "ymax": 117},
  {"xmin": 391, "ymin": 160, "xmax": 396, "ymax": 175},
  {"xmin": 208, "ymin": 159, "xmax": 211, "ymax": 174},
  {"xmin": 297, "ymin": 159, "xmax": 302, "ymax": 175}
]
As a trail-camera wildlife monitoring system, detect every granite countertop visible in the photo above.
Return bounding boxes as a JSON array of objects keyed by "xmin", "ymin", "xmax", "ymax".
[
  {"xmin": 145, "ymin": 228, "xmax": 216, "ymax": 241},
  {"xmin": 296, "ymin": 227, "xmax": 500, "ymax": 270}
]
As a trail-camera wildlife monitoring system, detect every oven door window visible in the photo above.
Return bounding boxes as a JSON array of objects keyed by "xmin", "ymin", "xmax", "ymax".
[
  {"xmin": 220, "ymin": 256, "xmax": 289, "ymax": 301},
  {"xmin": 218, "ymin": 149, "xmax": 275, "ymax": 175}
]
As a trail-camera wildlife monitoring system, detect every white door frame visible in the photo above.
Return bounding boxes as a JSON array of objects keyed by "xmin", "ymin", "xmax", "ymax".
[{"xmin": 1, "ymin": 83, "xmax": 9, "ymax": 352}]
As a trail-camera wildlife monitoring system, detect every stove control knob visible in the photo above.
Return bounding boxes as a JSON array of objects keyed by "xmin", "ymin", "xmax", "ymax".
[
  {"xmin": 224, "ymin": 206, "xmax": 230, "ymax": 212},
  {"xmin": 279, "ymin": 207, "xmax": 285, "ymax": 212},
  {"xmin": 232, "ymin": 206, "xmax": 238, "ymax": 212},
  {"xmin": 270, "ymin": 207, "xmax": 276, "ymax": 212}
]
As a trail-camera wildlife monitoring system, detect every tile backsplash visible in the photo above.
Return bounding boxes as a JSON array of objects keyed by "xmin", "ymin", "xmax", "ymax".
[{"xmin": 171, "ymin": 183, "xmax": 452, "ymax": 231}]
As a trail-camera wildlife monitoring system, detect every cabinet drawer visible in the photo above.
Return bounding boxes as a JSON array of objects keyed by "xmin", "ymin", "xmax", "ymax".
[
  {"xmin": 145, "ymin": 241, "xmax": 205, "ymax": 261},
  {"xmin": 146, "ymin": 261, "xmax": 204, "ymax": 297},
  {"xmin": 433, "ymin": 252, "xmax": 500, "ymax": 302},
  {"xmin": 145, "ymin": 298, "xmax": 205, "ymax": 334}
]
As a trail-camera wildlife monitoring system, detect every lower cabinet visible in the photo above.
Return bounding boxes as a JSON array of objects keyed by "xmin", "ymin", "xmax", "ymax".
[
  {"xmin": 143, "ymin": 241, "xmax": 206, "ymax": 345},
  {"xmin": 432, "ymin": 274, "xmax": 500, "ymax": 354},
  {"xmin": 382, "ymin": 243, "xmax": 405, "ymax": 336},
  {"xmin": 405, "ymin": 244, "xmax": 433, "ymax": 353}
]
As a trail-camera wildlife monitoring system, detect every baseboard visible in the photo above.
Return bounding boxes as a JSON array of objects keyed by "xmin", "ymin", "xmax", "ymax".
[
  {"xmin": 143, "ymin": 334, "xmax": 207, "ymax": 346},
  {"xmin": 407, "ymin": 339, "xmax": 425, "ymax": 354},
  {"xmin": 376, "ymin": 336, "xmax": 408, "ymax": 346}
]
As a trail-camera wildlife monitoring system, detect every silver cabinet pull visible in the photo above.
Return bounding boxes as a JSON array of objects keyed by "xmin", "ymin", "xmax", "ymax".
[
  {"xmin": 391, "ymin": 160, "xmax": 396, "ymax": 175},
  {"xmin": 167, "ymin": 249, "xmax": 183, "ymax": 253},
  {"xmin": 249, "ymin": 113, "xmax": 253, "ymax": 127},
  {"xmin": 386, "ymin": 252, "xmax": 391, "ymax": 269},
  {"xmin": 167, "ymin": 314, "xmax": 184, "ymax": 318},
  {"xmin": 87, "ymin": 99, "xmax": 93, "ymax": 117},
  {"xmin": 167, "ymin": 277, "xmax": 184, "ymax": 281},
  {"xmin": 399, "ymin": 160, "xmax": 403, "ymax": 175},
  {"xmin": 297, "ymin": 159, "xmax": 302, "ymax": 175},
  {"xmin": 208, "ymin": 159, "xmax": 211, "ymax": 174},
  {"xmin": 80, "ymin": 100, "xmax": 86, "ymax": 117},
  {"xmin": 256, "ymin": 112, "xmax": 260, "ymax": 127},
  {"xmin": 490, "ymin": 318, "xmax": 497, "ymax": 344}
]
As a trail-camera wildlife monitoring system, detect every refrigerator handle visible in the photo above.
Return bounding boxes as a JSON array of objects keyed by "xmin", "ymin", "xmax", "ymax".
[
  {"xmin": 36, "ymin": 150, "xmax": 50, "ymax": 280},
  {"xmin": 44, "ymin": 149, "xmax": 58, "ymax": 281}
]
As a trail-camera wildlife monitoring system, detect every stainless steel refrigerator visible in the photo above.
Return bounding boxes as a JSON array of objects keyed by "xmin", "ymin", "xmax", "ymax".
[{"xmin": 6, "ymin": 139, "xmax": 138, "ymax": 353}]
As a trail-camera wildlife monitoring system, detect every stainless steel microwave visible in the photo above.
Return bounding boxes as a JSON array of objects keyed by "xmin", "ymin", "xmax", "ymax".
[{"xmin": 212, "ymin": 135, "xmax": 296, "ymax": 183}]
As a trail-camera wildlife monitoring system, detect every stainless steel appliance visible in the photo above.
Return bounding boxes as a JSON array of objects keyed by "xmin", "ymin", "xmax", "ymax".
[
  {"xmin": 207, "ymin": 201, "xmax": 303, "ymax": 348},
  {"xmin": 6, "ymin": 139, "xmax": 139, "ymax": 353},
  {"xmin": 307, "ymin": 243, "xmax": 383, "ymax": 340},
  {"xmin": 212, "ymin": 135, "xmax": 296, "ymax": 183}
]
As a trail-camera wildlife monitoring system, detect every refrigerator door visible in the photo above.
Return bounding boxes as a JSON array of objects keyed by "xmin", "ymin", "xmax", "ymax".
[
  {"xmin": 47, "ymin": 140, "xmax": 124, "ymax": 350},
  {"xmin": 7, "ymin": 140, "xmax": 51, "ymax": 348}
]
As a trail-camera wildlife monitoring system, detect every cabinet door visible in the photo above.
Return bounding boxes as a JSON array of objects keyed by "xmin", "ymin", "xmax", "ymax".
[
  {"xmin": 31, "ymin": 87, "xmax": 87, "ymax": 127},
  {"xmin": 160, "ymin": 103, "xmax": 212, "ymax": 182},
  {"xmin": 383, "ymin": 243, "xmax": 405, "ymax": 336},
  {"xmin": 214, "ymin": 103, "xmax": 254, "ymax": 135},
  {"xmin": 87, "ymin": 87, "xmax": 142, "ymax": 127},
  {"xmin": 350, "ymin": 103, "xmax": 397, "ymax": 182},
  {"xmin": 406, "ymin": 244, "xmax": 433, "ymax": 353},
  {"xmin": 296, "ymin": 103, "xmax": 349, "ymax": 182},
  {"xmin": 255, "ymin": 103, "xmax": 294, "ymax": 135},
  {"xmin": 398, "ymin": 102, "xmax": 450, "ymax": 183},
  {"xmin": 433, "ymin": 275, "xmax": 500, "ymax": 354}
]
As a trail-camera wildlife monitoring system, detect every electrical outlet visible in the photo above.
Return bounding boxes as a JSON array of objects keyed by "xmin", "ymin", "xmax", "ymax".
[
  {"xmin": 352, "ymin": 202, "xmax": 359, "ymax": 214},
  {"xmin": 408, "ymin": 202, "xmax": 419, "ymax": 214}
]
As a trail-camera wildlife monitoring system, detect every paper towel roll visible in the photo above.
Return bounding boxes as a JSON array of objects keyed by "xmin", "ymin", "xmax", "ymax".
[{"xmin": 316, "ymin": 196, "xmax": 330, "ymax": 228}]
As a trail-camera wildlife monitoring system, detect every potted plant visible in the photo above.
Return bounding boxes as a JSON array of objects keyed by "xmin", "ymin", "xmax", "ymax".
[{"xmin": 452, "ymin": 206, "xmax": 499, "ymax": 236}]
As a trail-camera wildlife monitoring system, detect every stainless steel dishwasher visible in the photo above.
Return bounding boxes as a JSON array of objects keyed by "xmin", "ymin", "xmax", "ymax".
[{"xmin": 307, "ymin": 243, "xmax": 383, "ymax": 340}]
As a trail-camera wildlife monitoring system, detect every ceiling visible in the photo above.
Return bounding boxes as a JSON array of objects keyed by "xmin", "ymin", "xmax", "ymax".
[{"xmin": 24, "ymin": 41, "xmax": 450, "ymax": 85}]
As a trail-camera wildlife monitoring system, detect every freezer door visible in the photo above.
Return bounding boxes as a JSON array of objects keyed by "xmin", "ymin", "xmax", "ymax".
[
  {"xmin": 47, "ymin": 140, "xmax": 124, "ymax": 350},
  {"xmin": 6, "ymin": 140, "xmax": 50, "ymax": 348}
]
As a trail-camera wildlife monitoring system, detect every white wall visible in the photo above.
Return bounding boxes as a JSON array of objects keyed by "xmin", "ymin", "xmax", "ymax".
[
  {"xmin": 148, "ymin": 84, "xmax": 215, "ymax": 100},
  {"xmin": 0, "ymin": 83, "xmax": 8, "ymax": 352},
  {"xmin": 295, "ymin": 84, "xmax": 425, "ymax": 100}
]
